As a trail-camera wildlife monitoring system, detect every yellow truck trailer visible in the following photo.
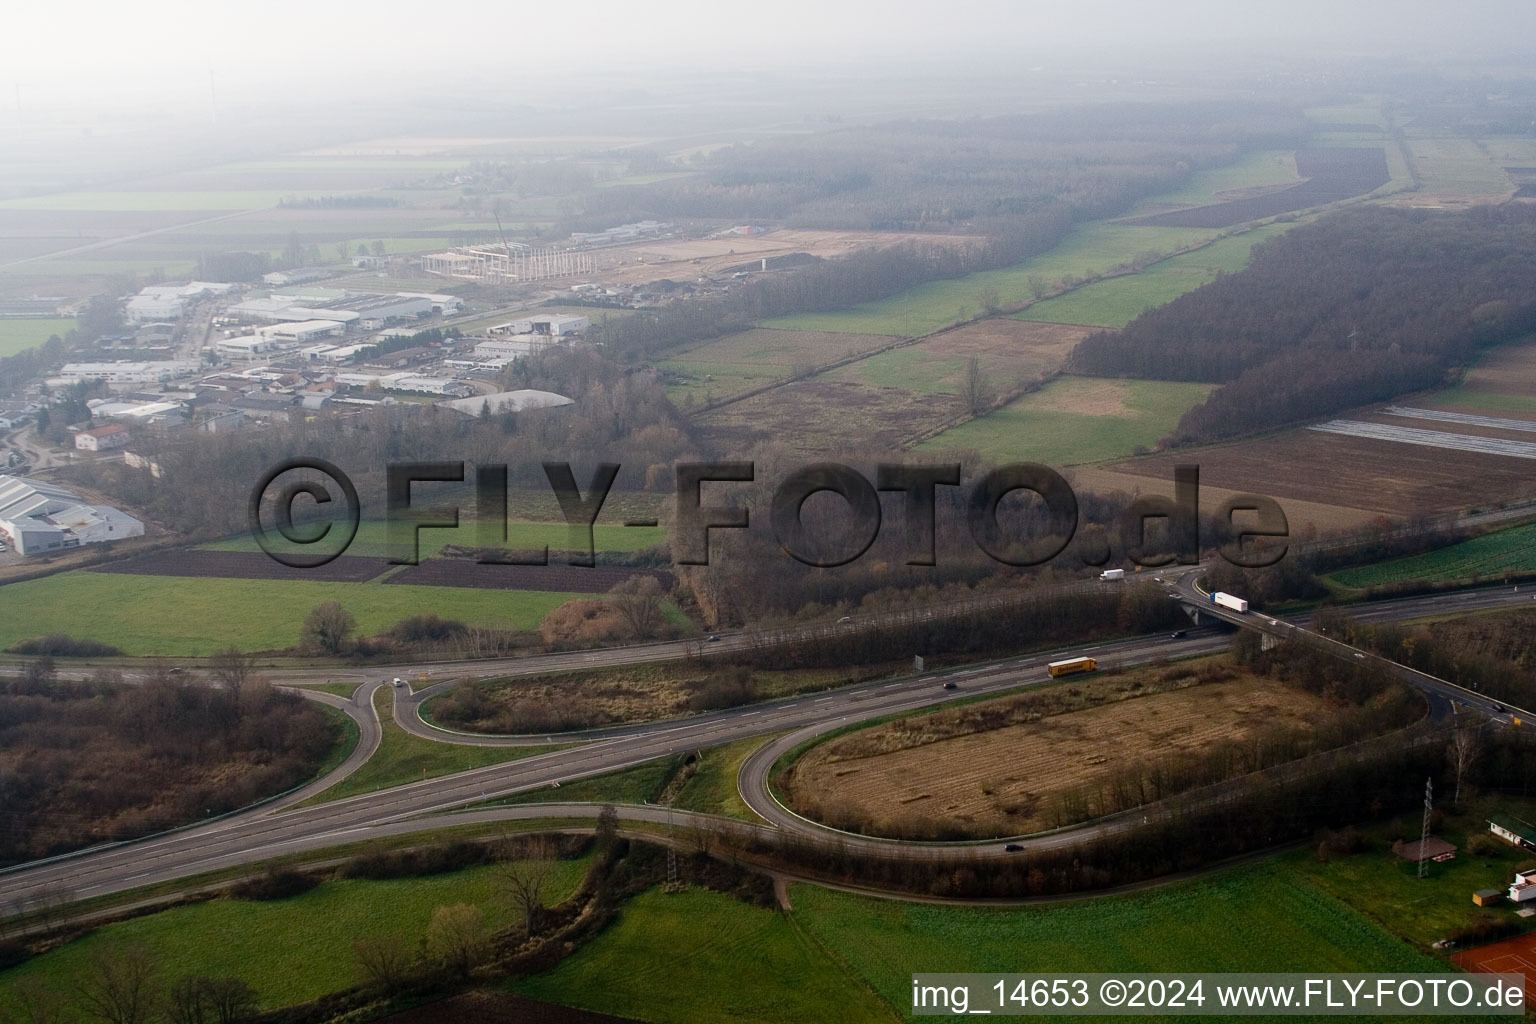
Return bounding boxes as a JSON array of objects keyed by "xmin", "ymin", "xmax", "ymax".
[{"xmin": 1047, "ymin": 656, "xmax": 1098, "ymax": 678}]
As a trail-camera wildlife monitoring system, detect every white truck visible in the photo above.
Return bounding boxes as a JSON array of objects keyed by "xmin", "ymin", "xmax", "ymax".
[
  {"xmin": 1099, "ymin": 569, "xmax": 1126, "ymax": 581},
  {"xmin": 1211, "ymin": 591, "xmax": 1249, "ymax": 613}
]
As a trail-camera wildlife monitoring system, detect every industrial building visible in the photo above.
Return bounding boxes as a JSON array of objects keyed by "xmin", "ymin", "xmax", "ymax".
[
  {"xmin": 421, "ymin": 244, "xmax": 593, "ymax": 284},
  {"xmin": 0, "ymin": 475, "xmax": 144, "ymax": 555},
  {"xmin": 56, "ymin": 361, "xmax": 202, "ymax": 385},
  {"xmin": 568, "ymin": 220, "xmax": 672, "ymax": 244},
  {"xmin": 332, "ymin": 372, "xmax": 473, "ymax": 398},
  {"xmin": 87, "ymin": 399, "xmax": 186, "ymax": 428},
  {"xmin": 257, "ymin": 319, "xmax": 347, "ymax": 345},
  {"xmin": 487, "ymin": 314, "xmax": 589, "ymax": 337},
  {"xmin": 473, "ymin": 337, "xmax": 551, "ymax": 360},
  {"xmin": 229, "ymin": 292, "xmax": 432, "ymax": 328},
  {"xmin": 124, "ymin": 282, "xmax": 234, "ymax": 323},
  {"xmin": 217, "ymin": 336, "xmax": 282, "ymax": 360}
]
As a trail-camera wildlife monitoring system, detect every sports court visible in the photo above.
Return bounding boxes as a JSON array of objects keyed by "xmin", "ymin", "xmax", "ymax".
[{"xmin": 1450, "ymin": 931, "xmax": 1536, "ymax": 1003}]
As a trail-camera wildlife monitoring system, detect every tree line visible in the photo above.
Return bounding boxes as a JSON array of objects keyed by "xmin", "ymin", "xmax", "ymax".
[{"xmin": 1069, "ymin": 204, "xmax": 1536, "ymax": 443}]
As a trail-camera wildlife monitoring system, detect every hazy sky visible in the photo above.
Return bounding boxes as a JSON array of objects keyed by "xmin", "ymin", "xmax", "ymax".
[{"xmin": 3, "ymin": 0, "xmax": 1530, "ymax": 111}]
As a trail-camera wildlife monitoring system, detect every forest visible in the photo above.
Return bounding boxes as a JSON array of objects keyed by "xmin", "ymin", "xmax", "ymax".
[
  {"xmin": 563, "ymin": 100, "xmax": 1308, "ymax": 233},
  {"xmin": 1069, "ymin": 204, "xmax": 1536, "ymax": 443}
]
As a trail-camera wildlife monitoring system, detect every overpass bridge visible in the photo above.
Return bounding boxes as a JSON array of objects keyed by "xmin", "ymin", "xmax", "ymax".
[{"xmin": 1166, "ymin": 568, "xmax": 1533, "ymax": 729}]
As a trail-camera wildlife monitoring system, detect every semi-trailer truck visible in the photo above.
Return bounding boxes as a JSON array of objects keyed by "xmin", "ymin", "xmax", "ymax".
[
  {"xmin": 1211, "ymin": 592, "xmax": 1249, "ymax": 613},
  {"xmin": 1048, "ymin": 657, "xmax": 1098, "ymax": 678},
  {"xmin": 1099, "ymin": 569, "xmax": 1125, "ymax": 581}
]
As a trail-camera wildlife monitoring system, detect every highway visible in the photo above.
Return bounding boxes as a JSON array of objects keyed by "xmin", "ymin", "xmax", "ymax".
[{"xmin": 4, "ymin": 576, "xmax": 1535, "ymax": 914}]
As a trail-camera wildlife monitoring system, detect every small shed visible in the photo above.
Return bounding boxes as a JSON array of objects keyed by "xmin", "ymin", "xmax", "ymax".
[{"xmin": 1474, "ymin": 889, "xmax": 1504, "ymax": 907}]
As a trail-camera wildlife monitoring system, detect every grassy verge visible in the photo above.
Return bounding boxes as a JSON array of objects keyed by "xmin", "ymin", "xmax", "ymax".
[
  {"xmin": 302, "ymin": 688, "xmax": 563, "ymax": 804},
  {"xmin": 497, "ymin": 757, "xmax": 683, "ymax": 808},
  {"xmin": 674, "ymin": 735, "xmax": 779, "ymax": 821}
]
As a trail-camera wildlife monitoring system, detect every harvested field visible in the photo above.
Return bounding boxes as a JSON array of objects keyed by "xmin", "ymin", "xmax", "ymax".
[
  {"xmin": 587, "ymin": 228, "xmax": 980, "ymax": 289},
  {"xmin": 1067, "ymin": 466, "xmax": 1380, "ymax": 534},
  {"xmin": 1419, "ymin": 337, "xmax": 1536, "ymax": 417},
  {"xmin": 385, "ymin": 560, "xmax": 673, "ymax": 593},
  {"xmin": 827, "ymin": 319, "xmax": 1088, "ymax": 396},
  {"xmin": 782, "ymin": 663, "xmax": 1331, "ymax": 838},
  {"xmin": 1105, "ymin": 430, "xmax": 1536, "ymax": 518},
  {"xmin": 1451, "ymin": 933, "xmax": 1536, "ymax": 1006},
  {"xmin": 691, "ymin": 377, "xmax": 956, "ymax": 455},
  {"xmin": 1129, "ymin": 148, "xmax": 1390, "ymax": 228},
  {"xmin": 90, "ymin": 550, "xmax": 392, "ymax": 583},
  {"xmin": 660, "ymin": 327, "xmax": 899, "ymax": 405}
]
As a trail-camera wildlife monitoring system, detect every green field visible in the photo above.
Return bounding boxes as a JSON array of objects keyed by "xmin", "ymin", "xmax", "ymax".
[
  {"xmin": 1012, "ymin": 224, "xmax": 1294, "ymax": 329},
  {"xmin": 0, "ymin": 857, "xmax": 590, "ymax": 1014},
  {"xmin": 511, "ymin": 887, "xmax": 899, "ymax": 1023},
  {"xmin": 0, "ymin": 317, "xmax": 73, "ymax": 357},
  {"xmin": 513, "ymin": 857, "xmax": 1462, "ymax": 1024},
  {"xmin": 1129, "ymin": 149, "xmax": 1300, "ymax": 209},
  {"xmin": 761, "ymin": 223, "xmax": 1217, "ymax": 336},
  {"xmin": 917, "ymin": 376, "xmax": 1214, "ymax": 465},
  {"xmin": 795, "ymin": 862, "xmax": 1459, "ymax": 1023},
  {"xmin": 1403, "ymin": 133, "xmax": 1512, "ymax": 197},
  {"xmin": 1304, "ymin": 104, "xmax": 1386, "ymax": 129},
  {"xmin": 1330, "ymin": 521, "xmax": 1536, "ymax": 589},
  {"xmin": 308, "ymin": 687, "xmax": 560, "ymax": 803},
  {"xmin": 204, "ymin": 518, "xmax": 667, "ymax": 561},
  {"xmin": 0, "ymin": 571, "xmax": 584, "ymax": 657}
]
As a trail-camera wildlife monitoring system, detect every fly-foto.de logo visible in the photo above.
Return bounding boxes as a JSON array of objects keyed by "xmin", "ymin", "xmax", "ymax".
[{"xmin": 248, "ymin": 459, "xmax": 1289, "ymax": 570}]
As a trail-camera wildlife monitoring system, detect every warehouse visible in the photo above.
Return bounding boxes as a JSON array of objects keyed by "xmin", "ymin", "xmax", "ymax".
[
  {"xmin": 332, "ymin": 372, "xmax": 473, "ymax": 397},
  {"xmin": 56, "ymin": 361, "xmax": 201, "ymax": 385},
  {"xmin": 0, "ymin": 475, "xmax": 144, "ymax": 555},
  {"xmin": 257, "ymin": 319, "xmax": 347, "ymax": 345},
  {"xmin": 217, "ymin": 336, "xmax": 281, "ymax": 360}
]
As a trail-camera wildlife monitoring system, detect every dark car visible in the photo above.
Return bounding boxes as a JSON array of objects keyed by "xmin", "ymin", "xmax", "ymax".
[
  {"xmin": 1004, "ymin": 843, "xmax": 1024, "ymax": 852},
  {"xmin": 942, "ymin": 681, "xmax": 958, "ymax": 690},
  {"xmin": 706, "ymin": 634, "xmax": 721, "ymax": 643},
  {"xmin": 1170, "ymin": 630, "xmax": 1187, "ymax": 639}
]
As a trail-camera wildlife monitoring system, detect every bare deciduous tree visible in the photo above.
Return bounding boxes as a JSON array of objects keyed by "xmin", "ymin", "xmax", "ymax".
[
  {"xmin": 209, "ymin": 647, "xmax": 256, "ymax": 719},
  {"xmin": 495, "ymin": 835, "xmax": 559, "ymax": 937},
  {"xmin": 10, "ymin": 978, "xmax": 70, "ymax": 1024},
  {"xmin": 425, "ymin": 904, "xmax": 488, "ymax": 977},
  {"xmin": 168, "ymin": 976, "xmax": 258, "ymax": 1024},
  {"xmin": 301, "ymin": 601, "xmax": 356, "ymax": 655},
  {"xmin": 608, "ymin": 576, "xmax": 665, "ymax": 640},
  {"xmin": 79, "ymin": 944, "xmax": 161, "ymax": 1024},
  {"xmin": 963, "ymin": 357, "xmax": 995, "ymax": 416},
  {"xmin": 352, "ymin": 934, "xmax": 414, "ymax": 994},
  {"xmin": 1449, "ymin": 723, "xmax": 1484, "ymax": 807}
]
